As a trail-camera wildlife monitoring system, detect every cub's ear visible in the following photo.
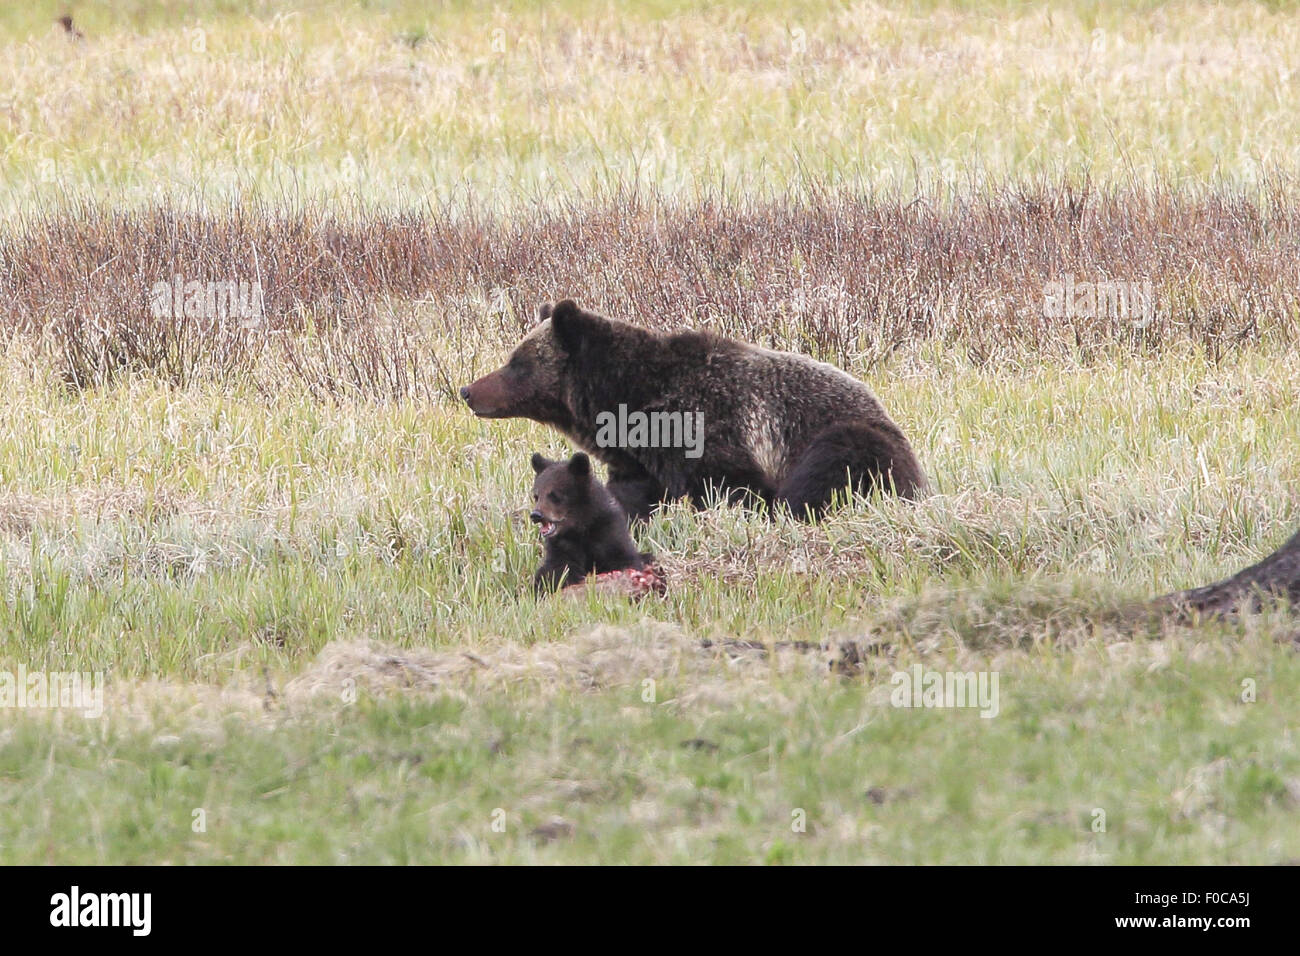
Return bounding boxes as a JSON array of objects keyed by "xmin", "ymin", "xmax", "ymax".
[
  {"xmin": 550, "ymin": 299, "xmax": 604, "ymax": 353},
  {"xmin": 530, "ymin": 453, "xmax": 551, "ymax": 474},
  {"xmin": 568, "ymin": 452, "xmax": 591, "ymax": 477},
  {"xmin": 535, "ymin": 302, "xmax": 553, "ymax": 324}
]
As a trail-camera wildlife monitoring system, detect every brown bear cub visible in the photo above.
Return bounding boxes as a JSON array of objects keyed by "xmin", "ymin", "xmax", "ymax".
[
  {"xmin": 530, "ymin": 451, "xmax": 659, "ymax": 596},
  {"xmin": 464, "ymin": 300, "xmax": 926, "ymax": 522}
]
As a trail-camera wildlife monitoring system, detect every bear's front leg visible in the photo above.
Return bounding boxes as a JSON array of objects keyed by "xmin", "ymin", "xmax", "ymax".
[{"xmin": 605, "ymin": 465, "xmax": 666, "ymax": 524}]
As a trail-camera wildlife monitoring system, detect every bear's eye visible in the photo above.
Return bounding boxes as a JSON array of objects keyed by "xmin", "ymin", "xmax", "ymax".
[{"xmin": 547, "ymin": 492, "xmax": 561, "ymax": 504}]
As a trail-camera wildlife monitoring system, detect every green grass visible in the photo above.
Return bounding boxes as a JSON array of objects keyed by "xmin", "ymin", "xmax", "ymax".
[
  {"xmin": 4, "ymin": 627, "xmax": 1297, "ymax": 864},
  {"xmin": 4, "ymin": 0, "xmax": 1300, "ymax": 213},
  {"xmin": 0, "ymin": 343, "xmax": 1295, "ymax": 677}
]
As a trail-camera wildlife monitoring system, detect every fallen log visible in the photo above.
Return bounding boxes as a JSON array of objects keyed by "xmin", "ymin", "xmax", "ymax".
[{"xmin": 1157, "ymin": 527, "xmax": 1300, "ymax": 618}]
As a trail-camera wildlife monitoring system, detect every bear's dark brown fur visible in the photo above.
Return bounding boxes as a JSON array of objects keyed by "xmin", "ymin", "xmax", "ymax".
[
  {"xmin": 464, "ymin": 300, "xmax": 927, "ymax": 521},
  {"xmin": 529, "ymin": 451, "xmax": 652, "ymax": 594}
]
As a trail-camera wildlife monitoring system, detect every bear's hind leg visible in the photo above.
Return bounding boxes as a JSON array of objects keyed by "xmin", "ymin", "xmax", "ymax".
[{"xmin": 775, "ymin": 423, "xmax": 926, "ymax": 519}]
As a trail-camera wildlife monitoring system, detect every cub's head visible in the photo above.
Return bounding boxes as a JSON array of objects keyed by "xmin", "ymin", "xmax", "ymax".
[
  {"xmin": 459, "ymin": 300, "xmax": 610, "ymax": 423},
  {"xmin": 529, "ymin": 451, "xmax": 598, "ymax": 539}
]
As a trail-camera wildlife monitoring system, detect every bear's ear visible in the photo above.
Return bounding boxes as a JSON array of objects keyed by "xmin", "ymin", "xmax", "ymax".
[
  {"xmin": 530, "ymin": 453, "xmax": 551, "ymax": 474},
  {"xmin": 568, "ymin": 452, "xmax": 591, "ymax": 477},
  {"xmin": 550, "ymin": 299, "xmax": 603, "ymax": 353},
  {"xmin": 535, "ymin": 302, "xmax": 553, "ymax": 324}
]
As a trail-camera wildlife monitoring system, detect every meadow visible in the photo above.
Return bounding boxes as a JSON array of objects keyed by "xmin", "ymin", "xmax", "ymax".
[{"xmin": 0, "ymin": 0, "xmax": 1298, "ymax": 864}]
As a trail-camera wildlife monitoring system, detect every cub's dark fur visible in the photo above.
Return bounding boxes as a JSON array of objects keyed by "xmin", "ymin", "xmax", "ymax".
[
  {"xmin": 529, "ymin": 451, "xmax": 652, "ymax": 594},
  {"xmin": 464, "ymin": 300, "xmax": 927, "ymax": 521}
]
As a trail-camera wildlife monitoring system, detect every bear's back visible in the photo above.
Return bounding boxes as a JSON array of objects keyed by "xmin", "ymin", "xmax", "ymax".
[{"xmin": 660, "ymin": 331, "xmax": 895, "ymax": 483}]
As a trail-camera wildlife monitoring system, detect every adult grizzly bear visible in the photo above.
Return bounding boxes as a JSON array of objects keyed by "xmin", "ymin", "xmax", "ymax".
[{"xmin": 460, "ymin": 300, "xmax": 927, "ymax": 521}]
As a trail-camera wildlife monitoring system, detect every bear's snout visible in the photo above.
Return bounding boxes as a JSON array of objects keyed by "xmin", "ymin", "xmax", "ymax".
[
  {"xmin": 530, "ymin": 509, "xmax": 560, "ymax": 538},
  {"xmin": 460, "ymin": 370, "xmax": 512, "ymax": 417}
]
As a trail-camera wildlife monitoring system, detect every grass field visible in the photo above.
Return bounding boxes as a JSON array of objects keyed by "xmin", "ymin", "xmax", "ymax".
[
  {"xmin": 4, "ymin": 0, "xmax": 1300, "ymax": 211},
  {"xmin": 1, "ymin": 0, "xmax": 1299, "ymax": 864}
]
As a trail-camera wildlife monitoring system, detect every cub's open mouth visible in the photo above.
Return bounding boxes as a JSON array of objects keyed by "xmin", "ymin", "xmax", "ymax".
[{"xmin": 538, "ymin": 520, "xmax": 558, "ymax": 538}]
